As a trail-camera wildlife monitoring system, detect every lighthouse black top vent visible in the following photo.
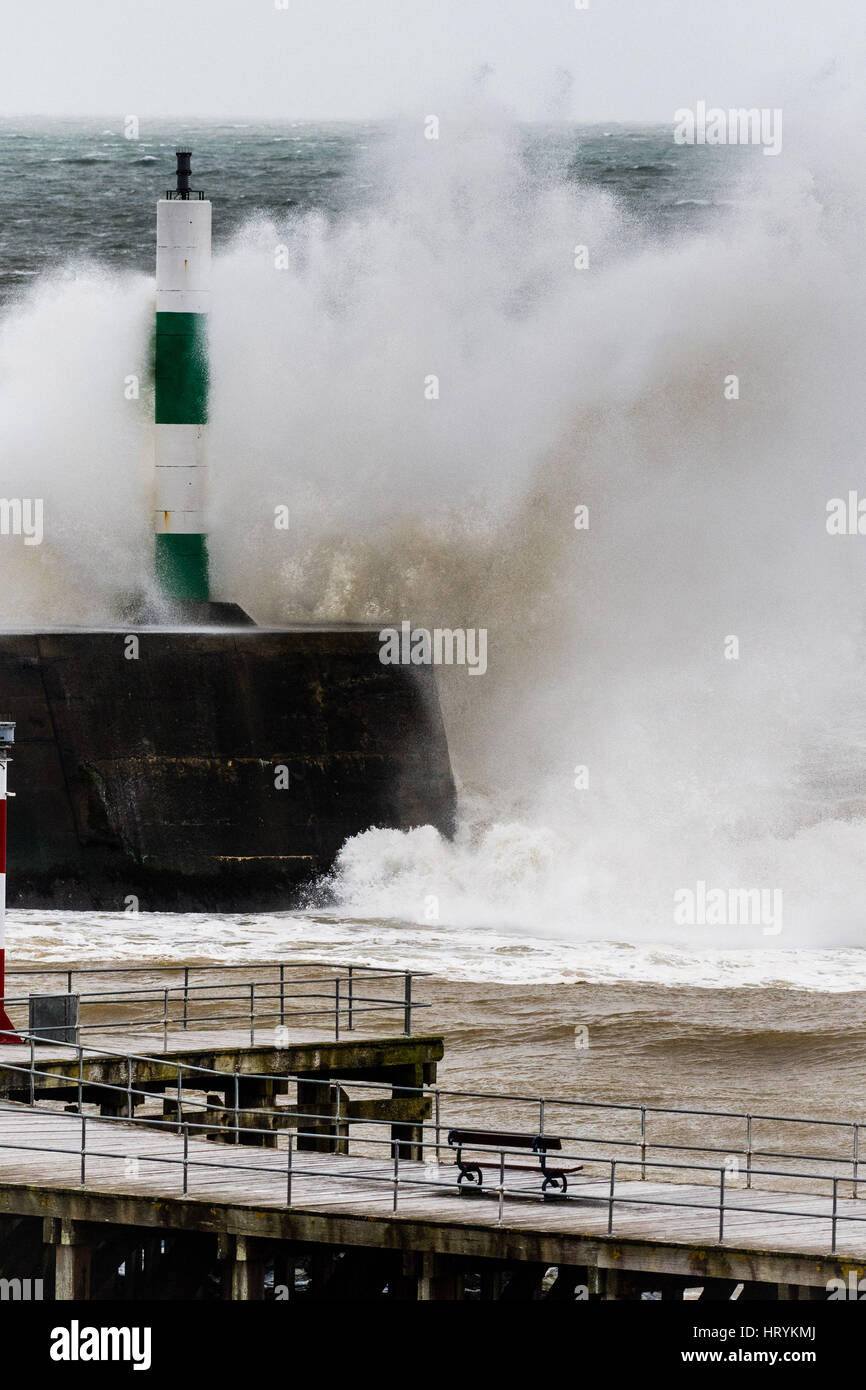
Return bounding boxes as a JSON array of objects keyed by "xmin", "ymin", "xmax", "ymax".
[{"xmin": 166, "ymin": 150, "xmax": 205, "ymax": 201}]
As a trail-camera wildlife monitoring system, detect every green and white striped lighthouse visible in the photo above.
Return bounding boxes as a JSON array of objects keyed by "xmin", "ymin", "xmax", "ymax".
[{"xmin": 154, "ymin": 151, "xmax": 210, "ymax": 603}]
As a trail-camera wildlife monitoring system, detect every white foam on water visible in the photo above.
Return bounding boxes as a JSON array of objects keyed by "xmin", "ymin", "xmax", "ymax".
[
  {"xmin": 7, "ymin": 909, "xmax": 866, "ymax": 991},
  {"xmin": 3, "ymin": 91, "xmax": 866, "ymax": 956}
]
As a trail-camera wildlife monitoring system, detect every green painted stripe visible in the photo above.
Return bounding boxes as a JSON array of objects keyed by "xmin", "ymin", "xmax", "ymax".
[
  {"xmin": 155, "ymin": 533, "xmax": 210, "ymax": 603},
  {"xmin": 155, "ymin": 312, "xmax": 208, "ymax": 425}
]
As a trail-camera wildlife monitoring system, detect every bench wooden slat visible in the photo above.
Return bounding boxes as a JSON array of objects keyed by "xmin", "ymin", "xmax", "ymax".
[
  {"xmin": 467, "ymin": 1160, "xmax": 584, "ymax": 1177},
  {"xmin": 447, "ymin": 1129, "xmax": 562, "ymax": 1151}
]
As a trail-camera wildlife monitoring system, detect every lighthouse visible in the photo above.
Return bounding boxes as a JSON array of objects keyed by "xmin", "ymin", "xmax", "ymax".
[
  {"xmin": 154, "ymin": 151, "xmax": 211, "ymax": 604},
  {"xmin": 0, "ymin": 152, "xmax": 457, "ymax": 914}
]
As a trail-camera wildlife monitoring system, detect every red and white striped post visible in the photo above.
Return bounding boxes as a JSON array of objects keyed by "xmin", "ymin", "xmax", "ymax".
[{"xmin": 0, "ymin": 722, "xmax": 21, "ymax": 1043}]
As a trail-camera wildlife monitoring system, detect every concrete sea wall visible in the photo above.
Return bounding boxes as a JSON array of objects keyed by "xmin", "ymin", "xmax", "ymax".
[{"xmin": 0, "ymin": 628, "xmax": 456, "ymax": 909}]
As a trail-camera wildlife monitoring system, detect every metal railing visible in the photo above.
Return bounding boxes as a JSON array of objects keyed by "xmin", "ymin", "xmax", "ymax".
[
  {"xmin": 2, "ymin": 961, "xmax": 430, "ymax": 1043},
  {"xmin": 1, "ymin": 1033, "xmax": 865, "ymax": 1257}
]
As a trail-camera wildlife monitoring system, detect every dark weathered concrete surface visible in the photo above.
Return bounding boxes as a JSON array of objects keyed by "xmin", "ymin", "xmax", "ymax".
[
  {"xmin": 0, "ymin": 1032, "xmax": 445, "ymax": 1095},
  {"xmin": 0, "ymin": 628, "xmax": 455, "ymax": 908}
]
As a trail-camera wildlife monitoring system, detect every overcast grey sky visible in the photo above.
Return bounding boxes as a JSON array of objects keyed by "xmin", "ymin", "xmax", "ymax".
[{"xmin": 0, "ymin": 0, "xmax": 861, "ymax": 122}]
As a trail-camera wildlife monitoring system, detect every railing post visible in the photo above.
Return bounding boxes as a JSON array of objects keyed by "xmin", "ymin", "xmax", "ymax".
[
  {"xmin": 434, "ymin": 1089, "xmax": 441, "ymax": 1162},
  {"xmin": 233, "ymin": 1074, "xmax": 239, "ymax": 1145},
  {"xmin": 67, "ymin": 970, "xmax": 73, "ymax": 995},
  {"xmin": 162, "ymin": 988, "xmax": 169, "ymax": 1052},
  {"xmin": 607, "ymin": 1160, "xmax": 616, "ymax": 1234},
  {"xmin": 279, "ymin": 964, "xmax": 285, "ymax": 1029},
  {"xmin": 719, "ymin": 1167, "xmax": 726, "ymax": 1242},
  {"xmin": 77, "ymin": 1044, "xmax": 83, "ymax": 1114},
  {"xmin": 177, "ymin": 1064, "xmax": 184, "ymax": 1133},
  {"xmin": 286, "ymin": 1132, "xmax": 293, "ymax": 1207},
  {"xmin": 183, "ymin": 1123, "xmax": 189, "ymax": 1195},
  {"xmin": 497, "ymin": 1150, "xmax": 505, "ymax": 1225},
  {"xmin": 80, "ymin": 1114, "xmax": 86, "ymax": 1185},
  {"xmin": 832, "ymin": 1177, "xmax": 838, "ymax": 1254},
  {"xmin": 393, "ymin": 1142, "xmax": 400, "ymax": 1213},
  {"xmin": 334, "ymin": 978, "xmax": 340, "ymax": 1041},
  {"xmin": 126, "ymin": 1056, "xmax": 133, "ymax": 1119},
  {"xmin": 250, "ymin": 982, "xmax": 255, "ymax": 1046},
  {"xmin": 347, "ymin": 966, "xmax": 354, "ymax": 1031},
  {"xmin": 640, "ymin": 1107, "xmax": 647, "ymax": 1181},
  {"xmin": 182, "ymin": 967, "xmax": 189, "ymax": 1031},
  {"xmin": 29, "ymin": 1035, "xmax": 35, "ymax": 1106},
  {"xmin": 403, "ymin": 972, "xmax": 412, "ymax": 1035},
  {"xmin": 746, "ymin": 1114, "xmax": 752, "ymax": 1190}
]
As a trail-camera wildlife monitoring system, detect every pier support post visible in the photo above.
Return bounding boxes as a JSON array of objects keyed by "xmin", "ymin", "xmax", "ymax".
[
  {"xmin": 296, "ymin": 1080, "xmax": 349, "ymax": 1154},
  {"xmin": 135, "ymin": 1236, "xmax": 162, "ymax": 1300},
  {"xmin": 236, "ymin": 1077, "xmax": 278, "ymax": 1147},
  {"xmin": 416, "ymin": 1252, "xmax": 463, "ymax": 1301},
  {"xmin": 391, "ymin": 1063, "xmax": 424, "ymax": 1161},
  {"xmin": 588, "ymin": 1265, "xmax": 620, "ymax": 1300},
  {"xmin": 220, "ymin": 1234, "xmax": 265, "ymax": 1301},
  {"xmin": 52, "ymin": 1219, "xmax": 93, "ymax": 1301},
  {"xmin": 99, "ymin": 1095, "xmax": 135, "ymax": 1120}
]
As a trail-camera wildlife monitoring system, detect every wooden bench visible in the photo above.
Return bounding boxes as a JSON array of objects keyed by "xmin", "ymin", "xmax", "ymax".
[{"xmin": 447, "ymin": 1128, "xmax": 582, "ymax": 1197}]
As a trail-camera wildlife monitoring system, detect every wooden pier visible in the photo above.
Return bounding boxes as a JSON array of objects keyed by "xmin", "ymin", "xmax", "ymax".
[
  {"xmin": 0, "ymin": 963, "xmax": 859, "ymax": 1301},
  {"xmin": 0, "ymin": 1030, "xmax": 443, "ymax": 1157},
  {"xmin": 0, "ymin": 1101, "xmax": 860, "ymax": 1300}
]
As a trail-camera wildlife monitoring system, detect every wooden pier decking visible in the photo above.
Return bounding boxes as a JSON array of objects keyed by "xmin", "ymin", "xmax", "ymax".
[
  {"xmin": 0, "ymin": 1030, "xmax": 444, "ymax": 1161},
  {"xmin": 0, "ymin": 1102, "xmax": 861, "ymax": 1299}
]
